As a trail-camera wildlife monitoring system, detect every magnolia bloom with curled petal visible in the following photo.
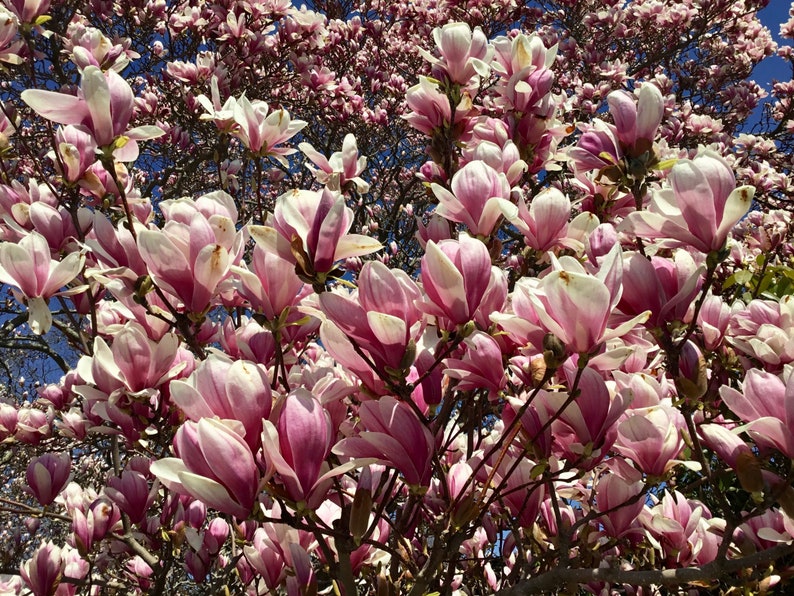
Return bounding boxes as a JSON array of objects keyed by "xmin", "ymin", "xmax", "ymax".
[
  {"xmin": 74, "ymin": 322, "xmax": 183, "ymax": 397},
  {"xmin": 299, "ymin": 133, "xmax": 369, "ymax": 193},
  {"xmin": 26, "ymin": 452, "xmax": 71, "ymax": 506},
  {"xmin": 443, "ymin": 331, "xmax": 506, "ymax": 394},
  {"xmin": 607, "ymin": 83, "xmax": 665, "ymax": 157},
  {"xmin": 513, "ymin": 188, "xmax": 594, "ymax": 254},
  {"xmin": 418, "ymin": 22, "xmax": 492, "ymax": 85},
  {"xmin": 614, "ymin": 403, "xmax": 686, "ymax": 476},
  {"xmin": 642, "ymin": 490, "xmax": 715, "ymax": 566},
  {"xmin": 0, "ymin": 230, "xmax": 85, "ymax": 334},
  {"xmin": 333, "ymin": 396, "xmax": 435, "ymax": 488},
  {"xmin": 137, "ymin": 194, "xmax": 245, "ymax": 314},
  {"xmin": 620, "ymin": 151, "xmax": 754, "ymax": 254},
  {"xmin": 526, "ymin": 246, "xmax": 650, "ymax": 355},
  {"xmin": 403, "ymin": 76, "xmax": 475, "ymax": 137},
  {"xmin": 719, "ymin": 367, "xmax": 794, "ymax": 458},
  {"xmin": 151, "ymin": 418, "xmax": 259, "ymax": 519},
  {"xmin": 170, "ymin": 353, "xmax": 272, "ymax": 452},
  {"xmin": 317, "ymin": 261, "xmax": 423, "ymax": 375},
  {"xmin": 250, "ymin": 188, "xmax": 381, "ymax": 285},
  {"xmin": 728, "ymin": 296, "xmax": 794, "ymax": 370},
  {"xmin": 52, "ymin": 124, "xmax": 98, "ymax": 183},
  {"xmin": 545, "ymin": 365, "xmax": 632, "ymax": 465},
  {"xmin": 196, "ymin": 76, "xmax": 239, "ymax": 133},
  {"xmin": 260, "ymin": 389, "xmax": 348, "ymax": 509},
  {"xmin": 21, "ymin": 66, "xmax": 163, "ymax": 161},
  {"xmin": 431, "ymin": 160, "xmax": 517, "ymax": 237},
  {"xmin": 419, "ymin": 234, "xmax": 493, "ymax": 329},
  {"xmin": 231, "ymin": 96, "xmax": 306, "ymax": 163},
  {"xmin": 232, "ymin": 245, "xmax": 306, "ymax": 321}
]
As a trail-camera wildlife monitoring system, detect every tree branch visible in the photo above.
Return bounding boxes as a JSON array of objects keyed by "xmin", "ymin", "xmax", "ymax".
[{"xmin": 496, "ymin": 543, "xmax": 794, "ymax": 595}]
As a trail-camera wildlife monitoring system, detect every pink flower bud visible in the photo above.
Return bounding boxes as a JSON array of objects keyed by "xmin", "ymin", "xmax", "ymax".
[{"xmin": 26, "ymin": 452, "xmax": 71, "ymax": 506}]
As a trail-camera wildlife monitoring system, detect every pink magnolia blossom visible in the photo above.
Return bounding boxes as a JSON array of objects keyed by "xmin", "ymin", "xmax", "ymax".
[
  {"xmin": 105, "ymin": 469, "xmax": 154, "ymax": 525},
  {"xmin": 614, "ymin": 403, "xmax": 686, "ymax": 476},
  {"xmin": 419, "ymin": 235, "xmax": 493, "ymax": 329},
  {"xmin": 697, "ymin": 293, "xmax": 733, "ymax": 350},
  {"xmin": 20, "ymin": 542, "xmax": 65, "ymax": 596},
  {"xmin": 0, "ymin": 8, "xmax": 23, "ymax": 65},
  {"xmin": 719, "ymin": 368, "xmax": 794, "ymax": 458},
  {"xmin": 52, "ymin": 125, "xmax": 99, "ymax": 183},
  {"xmin": 195, "ymin": 76, "xmax": 239, "ymax": 133},
  {"xmin": 620, "ymin": 151, "xmax": 754, "ymax": 253},
  {"xmin": 404, "ymin": 76, "xmax": 475, "ymax": 137},
  {"xmin": 537, "ymin": 366, "xmax": 630, "ymax": 465},
  {"xmin": 231, "ymin": 96, "xmax": 306, "ymax": 162},
  {"xmin": 526, "ymin": 247, "xmax": 650, "ymax": 355},
  {"xmin": 5, "ymin": 0, "xmax": 51, "ymax": 23},
  {"xmin": 419, "ymin": 22, "xmax": 491, "ymax": 86},
  {"xmin": 0, "ymin": 231, "xmax": 85, "ymax": 334},
  {"xmin": 260, "ymin": 389, "xmax": 338, "ymax": 508},
  {"xmin": 250, "ymin": 188, "xmax": 381, "ymax": 284},
  {"xmin": 151, "ymin": 418, "xmax": 259, "ymax": 519},
  {"xmin": 728, "ymin": 296, "xmax": 794, "ymax": 370},
  {"xmin": 513, "ymin": 188, "xmax": 587, "ymax": 253},
  {"xmin": 318, "ymin": 261, "xmax": 422, "ymax": 375},
  {"xmin": 443, "ymin": 331, "xmax": 507, "ymax": 394},
  {"xmin": 71, "ymin": 497, "xmax": 121, "ymax": 554},
  {"xmin": 21, "ymin": 66, "xmax": 163, "ymax": 161},
  {"xmin": 26, "ymin": 452, "xmax": 71, "ymax": 506},
  {"xmin": 431, "ymin": 160, "xmax": 517, "ymax": 237},
  {"xmin": 137, "ymin": 194, "xmax": 244, "ymax": 314},
  {"xmin": 642, "ymin": 491, "xmax": 717, "ymax": 566},
  {"xmin": 299, "ymin": 133, "xmax": 369, "ymax": 193},
  {"xmin": 334, "ymin": 396, "xmax": 435, "ymax": 487},
  {"xmin": 607, "ymin": 83, "xmax": 665, "ymax": 157},
  {"xmin": 595, "ymin": 472, "xmax": 646, "ymax": 539},
  {"xmin": 619, "ymin": 250, "xmax": 703, "ymax": 329},
  {"xmin": 170, "ymin": 353, "xmax": 272, "ymax": 452}
]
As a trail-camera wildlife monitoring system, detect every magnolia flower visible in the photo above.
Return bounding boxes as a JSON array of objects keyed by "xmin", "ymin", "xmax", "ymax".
[
  {"xmin": 151, "ymin": 418, "xmax": 259, "ymax": 519},
  {"xmin": 249, "ymin": 188, "xmax": 381, "ymax": 285},
  {"xmin": 607, "ymin": 83, "xmax": 665, "ymax": 157},
  {"xmin": 26, "ymin": 452, "xmax": 71, "ymax": 506},
  {"xmin": 22, "ymin": 66, "xmax": 164, "ymax": 161},
  {"xmin": 419, "ymin": 234, "xmax": 493, "ymax": 328},
  {"xmin": 232, "ymin": 96, "xmax": 306, "ymax": 162},
  {"xmin": 431, "ymin": 160, "xmax": 517, "ymax": 237},
  {"xmin": 0, "ymin": 231, "xmax": 85, "ymax": 334},
  {"xmin": 419, "ymin": 22, "xmax": 492, "ymax": 85},
  {"xmin": 620, "ymin": 151, "xmax": 754, "ymax": 253},
  {"xmin": 299, "ymin": 133, "xmax": 370, "ymax": 192}
]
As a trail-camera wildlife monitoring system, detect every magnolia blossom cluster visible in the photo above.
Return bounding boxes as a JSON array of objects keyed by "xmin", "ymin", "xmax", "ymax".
[{"xmin": 0, "ymin": 1, "xmax": 793, "ymax": 596}]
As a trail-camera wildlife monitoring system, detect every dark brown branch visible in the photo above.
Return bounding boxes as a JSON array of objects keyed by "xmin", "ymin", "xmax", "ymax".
[{"xmin": 496, "ymin": 543, "xmax": 794, "ymax": 595}]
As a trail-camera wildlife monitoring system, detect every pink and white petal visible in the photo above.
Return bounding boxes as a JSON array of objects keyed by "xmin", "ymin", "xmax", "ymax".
[
  {"xmin": 26, "ymin": 296, "xmax": 52, "ymax": 335},
  {"xmin": 20, "ymin": 90, "xmax": 86, "ymax": 126},
  {"xmin": 333, "ymin": 234, "xmax": 382, "ymax": 261},
  {"xmin": 149, "ymin": 457, "xmax": 190, "ymax": 494},
  {"xmin": 44, "ymin": 252, "xmax": 84, "ymax": 296},
  {"xmin": 81, "ymin": 66, "xmax": 114, "ymax": 146},
  {"xmin": 178, "ymin": 470, "xmax": 250, "ymax": 518},
  {"xmin": 670, "ymin": 161, "xmax": 718, "ymax": 246},
  {"xmin": 197, "ymin": 418, "xmax": 257, "ymax": 508},
  {"xmin": 714, "ymin": 185, "xmax": 754, "ymax": 248},
  {"xmin": 635, "ymin": 84, "xmax": 664, "ymax": 143}
]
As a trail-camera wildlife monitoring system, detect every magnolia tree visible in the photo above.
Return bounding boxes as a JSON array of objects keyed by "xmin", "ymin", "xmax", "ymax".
[{"xmin": 2, "ymin": 0, "xmax": 794, "ymax": 593}]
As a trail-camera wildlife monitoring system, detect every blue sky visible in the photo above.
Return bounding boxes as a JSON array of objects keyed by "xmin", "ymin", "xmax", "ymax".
[{"xmin": 755, "ymin": 2, "xmax": 792, "ymax": 91}]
